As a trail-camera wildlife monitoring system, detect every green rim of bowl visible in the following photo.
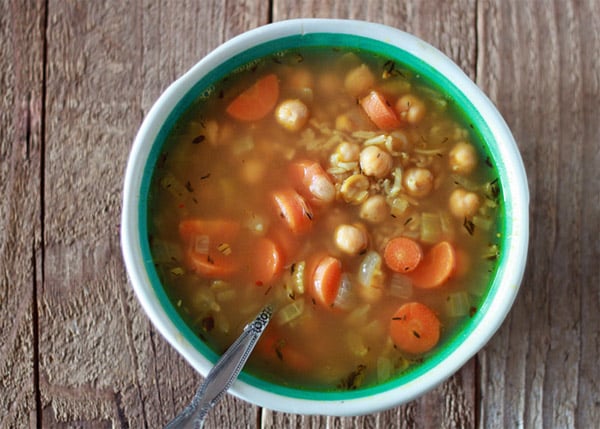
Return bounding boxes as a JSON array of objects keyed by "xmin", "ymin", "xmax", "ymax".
[{"xmin": 139, "ymin": 33, "xmax": 510, "ymax": 401}]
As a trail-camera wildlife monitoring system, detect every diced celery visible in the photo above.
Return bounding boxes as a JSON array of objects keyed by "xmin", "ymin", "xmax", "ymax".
[
  {"xmin": 377, "ymin": 356, "xmax": 393, "ymax": 383},
  {"xmin": 445, "ymin": 292, "xmax": 471, "ymax": 317},
  {"xmin": 420, "ymin": 212, "xmax": 442, "ymax": 244},
  {"xmin": 389, "ymin": 197, "xmax": 409, "ymax": 217},
  {"xmin": 216, "ymin": 289, "xmax": 236, "ymax": 302},
  {"xmin": 231, "ymin": 135, "xmax": 254, "ymax": 155},
  {"xmin": 213, "ymin": 311, "xmax": 230, "ymax": 334},
  {"xmin": 210, "ymin": 280, "xmax": 231, "ymax": 291},
  {"xmin": 389, "ymin": 274, "xmax": 413, "ymax": 299},
  {"xmin": 276, "ymin": 299, "xmax": 305, "ymax": 326},
  {"xmin": 472, "ymin": 215, "xmax": 493, "ymax": 231},
  {"xmin": 360, "ymin": 319, "xmax": 384, "ymax": 339},
  {"xmin": 192, "ymin": 235, "xmax": 209, "ymax": 254},
  {"xmin": 192, "ymin": 288, "xmax": 220, "ymax": 312},
  {"xmin": 450, "ymin": 174, "xmax": 480, "ymax": 192},
  {"xmin": 345, "ymin": 303, "xmax": 371, "ymax": 327},
  {"xmin": 160, "ymin": 172, "xmax": 188, "ymax": 200},
  {"xmin": 346, "ymin": 331, "xmax": 369, "ymax": 357}
]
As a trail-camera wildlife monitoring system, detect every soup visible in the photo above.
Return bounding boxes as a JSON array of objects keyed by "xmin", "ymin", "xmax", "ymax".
[{"xmin": 147, "ymin": 47, "xmax": 502, "ymax": 391}]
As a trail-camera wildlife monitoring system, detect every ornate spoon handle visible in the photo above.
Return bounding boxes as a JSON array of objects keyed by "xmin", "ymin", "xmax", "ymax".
[{"xmin": 164, "ymin": 305, "xmax": 273, "ymax": 429}]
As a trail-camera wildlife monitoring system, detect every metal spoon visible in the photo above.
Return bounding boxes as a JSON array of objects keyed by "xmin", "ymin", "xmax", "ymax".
[{"xmin": 164, "ymin": 305, "xmax": 273, "ymax": 429}]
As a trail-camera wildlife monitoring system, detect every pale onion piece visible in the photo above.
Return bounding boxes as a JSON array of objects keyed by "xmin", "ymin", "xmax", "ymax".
[{"xmin": 334, "ymin": 273, "xmax": 356, "ymax": 311}]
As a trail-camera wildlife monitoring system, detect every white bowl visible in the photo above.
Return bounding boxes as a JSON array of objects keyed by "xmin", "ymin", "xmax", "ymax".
[{"xmin": 121, "ymin": 18, "xmax": 529, "ymax": 416}]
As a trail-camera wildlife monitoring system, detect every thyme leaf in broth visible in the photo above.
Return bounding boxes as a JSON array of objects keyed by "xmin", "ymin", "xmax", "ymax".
[
  {"xmin": 463, "ymin": 217, "xmax": 476, "ymax": 236},
  {"xmin": 338, "ymin": 364, "xmax": 367, "ymax": 390},
  {"xmin": 192, "ymin": 135, "xmax": 205, "ymax": 144}
]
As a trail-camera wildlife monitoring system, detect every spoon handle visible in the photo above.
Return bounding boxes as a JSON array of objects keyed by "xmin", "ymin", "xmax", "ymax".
[{"xmin": 164, "ymin": 305, "xmax": 273, "ymax": 429}]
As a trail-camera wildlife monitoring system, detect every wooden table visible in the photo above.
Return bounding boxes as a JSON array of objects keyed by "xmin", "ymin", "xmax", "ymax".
[{"xmin": 2, "ymin": 1, "xmax": 598, "ymax": 427}]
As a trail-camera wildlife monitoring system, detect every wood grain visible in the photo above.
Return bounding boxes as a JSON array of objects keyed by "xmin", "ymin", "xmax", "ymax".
[
  {"xmin": 2, "ymin": 0, "xmax": 600, "ymax": 427},
  {"xmin": 0, "ymin": 1, "xmax": 45, "ymax": 427},
  {"xmin": 476, "ymin": 0, "xmax": 600, "ymax": 427},
  {"xmin": 39, "ymin": 1, "xmax": 267, "ymax": 427}
]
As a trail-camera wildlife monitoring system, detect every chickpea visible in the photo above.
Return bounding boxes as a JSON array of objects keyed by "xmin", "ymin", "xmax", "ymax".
[
  {"xmin": 335, "ymin": 224, "xmax": 368, "ymax": 255},
  {"xmin": 336, "ymin": 141, "xmax": 361, "ymax": 162},
  {"xmin": 275, "ymin": 99, "xmax": 309, "ymax": 132},
  {"xmin": 344, "ymin": 64, "xmax": 375, "ymax": 97},
  {"xmin": 449, "ymin": 142, "xmax": 478, "ymax": 175},
  {"xmin": 360, "ymin": 195, "xmax": 389, "ymax": 223},
  {"xmin": 395, "ymin": 94, "xmax": 426, "ymax": 125},
  {"xmin": 403, "ymin": 167, "xmax": 434, "ymax": 197},
  {"xmin": 340, "ymin": 174, "xmax": 370, "ymax": 204},
  {"xmin": 449, "ymin": 188, "xmax": 481, "ymax": 219},
  {"xmin": 359, "ymin": 146, "xmax": 393, "ymax": 179}
]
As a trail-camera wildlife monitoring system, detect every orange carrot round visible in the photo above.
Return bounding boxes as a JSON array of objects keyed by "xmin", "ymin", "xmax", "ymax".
[
  {"xmin": 250, "ymin": 237, "xmax": 283, "ymax": 286},
  {"xmin": 383, "ymin": 236, "xmax": 423, "ymax": 273},
  {"xmin": 389, "ymin": 302, "xmax": 441, "ymax": 354},
  {"xmin": 360, "ymin": 90, "xmax": 402, "ymax": 130},
  {"xmin": 311, "ymin": 255, "xmax": 342, "ymax": 307},
  {"xmin": 409, "ymin": 241, "xmax": 456, "ymax": 288},
  {"xmin": 226, "ymin": 74, "xmax": 279, "ymax": 121},
  {"xmin": 178, "ymin": 219, "xmax": 241, "ymax": 278},
  {"xmin": 272, "ymin": 188, "xmax": 314, "ymax": 234}
]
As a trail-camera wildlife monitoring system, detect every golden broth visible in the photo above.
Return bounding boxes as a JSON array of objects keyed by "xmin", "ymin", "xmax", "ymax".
[{"xmin": 148, "ymin": 47, "xmax": 501, "ymax": 391}]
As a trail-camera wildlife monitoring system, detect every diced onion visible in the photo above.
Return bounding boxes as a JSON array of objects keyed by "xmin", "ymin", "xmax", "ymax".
[
  {"xmin": 472, "ymin": 215, "xmax": 493, "ymax": 231},
  {"xmin": 357, "ymin": 251, "xmax": 385, "ymax": 289},
  {"xmin": 346, "ymin": 331, "xmax": 368, "ymax": 357},
  {"xmin": 377, "ymin": 356, "xmax": 393, "ymax": 383},
  {"xmin": 334, "ymin": 273, "xmax": 355, "ymax": 310},
  {"xmin": 193, "ymin": 235, "xmax": 210, "ymax": 254},
  {"xmin": 345, "ymin": 303, "xmax": 371, "ymax": 327},
  {"xmin": 420, "ymin": 212, "xmax": 442, "ymax": 244}
]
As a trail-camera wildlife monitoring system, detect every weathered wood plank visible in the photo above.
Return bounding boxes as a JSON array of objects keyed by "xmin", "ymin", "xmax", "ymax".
[
  {"xmin": 476, "ymin": 0, "xmax": 600, "ymax": 427},
  {"xmin": 265, "ymin": 1, "xmax": 477, "ymax": 427},
  {"xmin": 0, "ymin": 1, "xmax": 45, "ymax": 427},
  {"xmin": 40, "ymin": 1, "xmax": 266, "ymax": 427}
]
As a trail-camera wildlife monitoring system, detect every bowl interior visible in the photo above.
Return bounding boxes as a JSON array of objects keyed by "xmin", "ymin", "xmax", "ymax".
[{"xmin": 124, "ymin": 20, "xmax": 528, "ymax": 415}]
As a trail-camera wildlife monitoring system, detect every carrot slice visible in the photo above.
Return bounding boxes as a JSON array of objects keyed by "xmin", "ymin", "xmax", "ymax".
[
  {"xmin": 178, "ymin": 219, "xmax": 240, "ymax": 278},
  {"xmin": 256, "ymin": 329, "xmax": 313, "ymax": 371},
  {"xmin": 384, "ymin": 236, "xmax": 424, "ymax": 273},
  {"xmin": 311, "ymin": 255, "xmax": 342, "ymax": 307},
  {"xmin": 269, "ymin": 225, "xmax": 300, "ymax": 263},
  {"xmin": 409, "ymin": 241, "xmax": 456, "ymax": 288},
  {"xmin": 360, "ymin": 90, "xmax": 402, "ymax": 130},
  {"xmin": 272, "ymin": 188, "xmax": 314, "ymax": 234},
  {"xmin": 250, "ymin": 237, "xmax": 283, "ymax": 286},
  {"xmin": 226, "ymin": 74, "xmax": 279, "ymax": 121},
  {"xmin": 389, "ymin": 302, "xmax": 441, "ymax": 354},
  {"xmin": 289, "ymin": 160, "xmax": 336, "ymax": 205}
]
